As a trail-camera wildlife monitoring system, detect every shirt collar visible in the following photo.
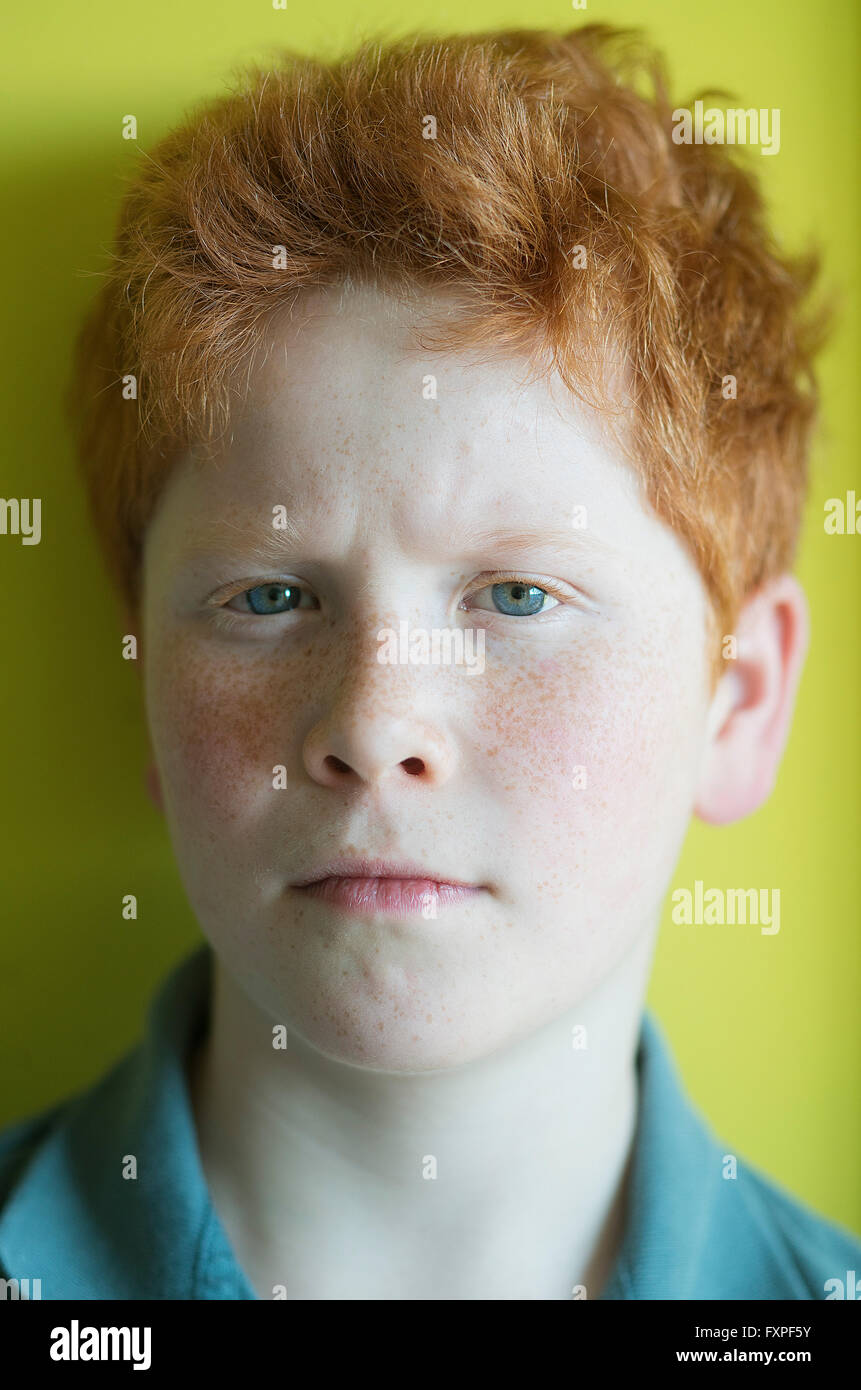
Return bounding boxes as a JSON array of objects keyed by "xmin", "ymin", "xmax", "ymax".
[
  {"xmin": 597, "ymin": 1009, "xmax": 721, "ymax": 1299},
  {"xmin": 0, "ymin": 944, "xmax": 753, "ymax": 1300}
]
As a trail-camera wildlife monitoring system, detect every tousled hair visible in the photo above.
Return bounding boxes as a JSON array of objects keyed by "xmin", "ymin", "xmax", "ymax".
[{"xmin": 65, "ymin": 24, "xmax": 829, "ymax": 659}]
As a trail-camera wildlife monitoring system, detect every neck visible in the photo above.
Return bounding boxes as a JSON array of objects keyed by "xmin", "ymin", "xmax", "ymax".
[{"xmin": 188, "ymin": 927, "xmax": 656, "ymax": 1299}]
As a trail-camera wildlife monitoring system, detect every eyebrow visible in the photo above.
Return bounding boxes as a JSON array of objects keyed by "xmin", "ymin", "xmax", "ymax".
[
  {"xmin": 454, "ymin": 521, "xmax": 621, "ymax": 560},
  {"xmin": 180, "ymin": 514, "xmax": 620, "ymax": 569}
]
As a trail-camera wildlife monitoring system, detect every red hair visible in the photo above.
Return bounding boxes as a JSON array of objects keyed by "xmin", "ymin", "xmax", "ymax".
[{"xmin": 65, "ymin": 24, "xmax": 829, "ymax": 663}]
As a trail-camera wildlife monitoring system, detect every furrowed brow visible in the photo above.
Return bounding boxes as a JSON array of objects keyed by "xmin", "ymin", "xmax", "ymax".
[
  {"xmin": 181, "ymin": 512, "xmax": 311, "ymax": 567},
  {"xmin": 180, "ymin": 515, "xmax": 618, "ymax": 569}
]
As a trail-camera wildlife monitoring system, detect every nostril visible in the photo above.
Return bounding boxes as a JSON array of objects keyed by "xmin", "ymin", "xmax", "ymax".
[
  {"xmin": 401, "ymin": 758, "xmax": 425, "ymax": 775},
  {"xmin": 325, "ymin": 754, "xmax": 353, "ymax": 775}
]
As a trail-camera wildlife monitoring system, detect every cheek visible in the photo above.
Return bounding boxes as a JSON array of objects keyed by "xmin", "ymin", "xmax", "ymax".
[
  {"xmin": 479, "ymin": 642, "xmax": 681, "ymax": 780},
  {"xmin": 476, "ymin": 631, "xmax": 705, "ymax": 880},
  {"xmin": 145, "ymin": 634, "xmax": 293, "ymax": 827}
]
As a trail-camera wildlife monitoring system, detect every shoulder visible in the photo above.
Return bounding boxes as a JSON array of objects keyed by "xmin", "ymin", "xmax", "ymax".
[
  {"xmin": 0, "ymin": 949, "xmax": 214, "ymax": 1297},
  {"xmin": 626, "ymin": 1011, "xmax": 861, "ymax": 1300},
  {"xmin": 729, "ymin": 1157, "xmax": 861, "ymax": 1299},
  {"xmin": 0, "ymin": 1104, "xmax": 66, "ymax": 1202},
  {"xmin": 0, "ymin": 1100, "xmax": 68, "ymax": 1279}
]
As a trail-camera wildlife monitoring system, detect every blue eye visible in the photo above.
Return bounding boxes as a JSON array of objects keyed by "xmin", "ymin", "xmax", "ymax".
[
  {"xmin": 489, "ymin": 581, "xmax": 551, "ymax": 616},
  {"xmin": 230, "ymin": 583, "xmax": 308, "ymax": 615},
  {"xmin": 471, "ymin": 580, "xmax": 559, "ymax": 617}
]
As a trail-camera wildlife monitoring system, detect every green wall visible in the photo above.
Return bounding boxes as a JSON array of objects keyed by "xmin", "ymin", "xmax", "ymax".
[{"xmin": 1, "ymin": 0, "xmax": 858, "ymax": 1234}]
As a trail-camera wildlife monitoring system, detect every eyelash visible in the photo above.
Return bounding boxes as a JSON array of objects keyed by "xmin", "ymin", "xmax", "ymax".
[{"xmin": 209, "ymin": 570, "xmax": 574, "ymax": 632}]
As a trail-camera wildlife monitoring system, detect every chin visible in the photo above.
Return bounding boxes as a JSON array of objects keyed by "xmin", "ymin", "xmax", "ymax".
[{"xmin": 292, "ymin": 1012, "xmax": 508, "ymax": 1074}]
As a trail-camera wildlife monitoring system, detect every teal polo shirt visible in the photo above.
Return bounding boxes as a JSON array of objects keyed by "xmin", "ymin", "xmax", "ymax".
[{"xmin": 1, "ymin": 944, "xmax": 859, "ymax": 1299}]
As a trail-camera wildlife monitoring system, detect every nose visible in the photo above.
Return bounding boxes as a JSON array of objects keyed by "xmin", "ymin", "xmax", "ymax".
[{"xmin": 301, "ymin": 625, "xmax": 459, "ymax": 790}]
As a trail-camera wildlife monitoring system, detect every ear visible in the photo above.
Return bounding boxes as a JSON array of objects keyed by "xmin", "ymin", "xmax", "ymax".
[{"xmin": 694, "ymin": 574, "xmax": 809, "ymax": 825}]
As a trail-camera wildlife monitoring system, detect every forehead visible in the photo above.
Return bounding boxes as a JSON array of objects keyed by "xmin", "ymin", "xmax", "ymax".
[
  {"xmin": 246, "ymin": 278, "xmax": 630, "ymax": 445},
  {"xmin": 170, "ymin": 280, "xmax": 648, "ymax": 537}
]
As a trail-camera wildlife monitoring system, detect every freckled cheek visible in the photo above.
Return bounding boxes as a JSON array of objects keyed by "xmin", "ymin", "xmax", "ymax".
[
  {"xmin": 477, "ymin": 655, "xmax": 698, "ymax": 837},
  {"xmin": 146, "ymin": 651, "xmax": 294, "ymax": 822}
]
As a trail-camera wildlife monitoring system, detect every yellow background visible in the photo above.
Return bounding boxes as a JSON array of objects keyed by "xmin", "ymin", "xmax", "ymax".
[{"xmin": 1, "ymin": 0, "xmax": 858, "ymax": 1234}]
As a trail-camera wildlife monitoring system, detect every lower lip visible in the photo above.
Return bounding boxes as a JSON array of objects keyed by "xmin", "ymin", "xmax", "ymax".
[{"xmin": 292, "ymin": 876, "xmax": 483, "ymax": 917}]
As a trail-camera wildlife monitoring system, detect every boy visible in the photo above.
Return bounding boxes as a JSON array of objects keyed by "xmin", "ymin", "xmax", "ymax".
[{"xmin": 1, "ymin": 24, "xmax": 859, "ymax": 1300}]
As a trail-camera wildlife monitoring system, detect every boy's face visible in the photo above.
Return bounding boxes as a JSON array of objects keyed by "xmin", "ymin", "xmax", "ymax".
[{"xmin": 141, "ymin": 282, "xmax": 714, "ymax": 1071}]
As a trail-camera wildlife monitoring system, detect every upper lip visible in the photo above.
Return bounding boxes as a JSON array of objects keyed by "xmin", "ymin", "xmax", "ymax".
[{"xmin": 291, "ymin": 857, "xmax": 481, "ymax": 889}]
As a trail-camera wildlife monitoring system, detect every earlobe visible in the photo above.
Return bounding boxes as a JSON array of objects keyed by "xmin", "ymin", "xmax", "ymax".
[{"xmin": 694, "ymin": 575, "xmax": 809, "ymax": 826}]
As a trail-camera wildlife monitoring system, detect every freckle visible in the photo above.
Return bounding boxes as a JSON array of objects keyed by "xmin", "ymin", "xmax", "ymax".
[
  {"xmin": 378, "ymin": 1021, "xmax": 384, "ymax": 1030},
  {"xmin": 425, "ymin": 1014, "xmax": 433, "ymax": 1022}
]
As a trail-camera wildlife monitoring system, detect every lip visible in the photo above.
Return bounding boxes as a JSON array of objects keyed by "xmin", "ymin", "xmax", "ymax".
[
  {"xmin": 290, "ymin": 857, "xmax": 481, "ymax": 889},
  {"xmin": 290, "ymin": 857, "xmax": 485, "ymax": 919},
  {"xmin": 294, "ymin": 877, "xmax": 483, "ymax": 917}
]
